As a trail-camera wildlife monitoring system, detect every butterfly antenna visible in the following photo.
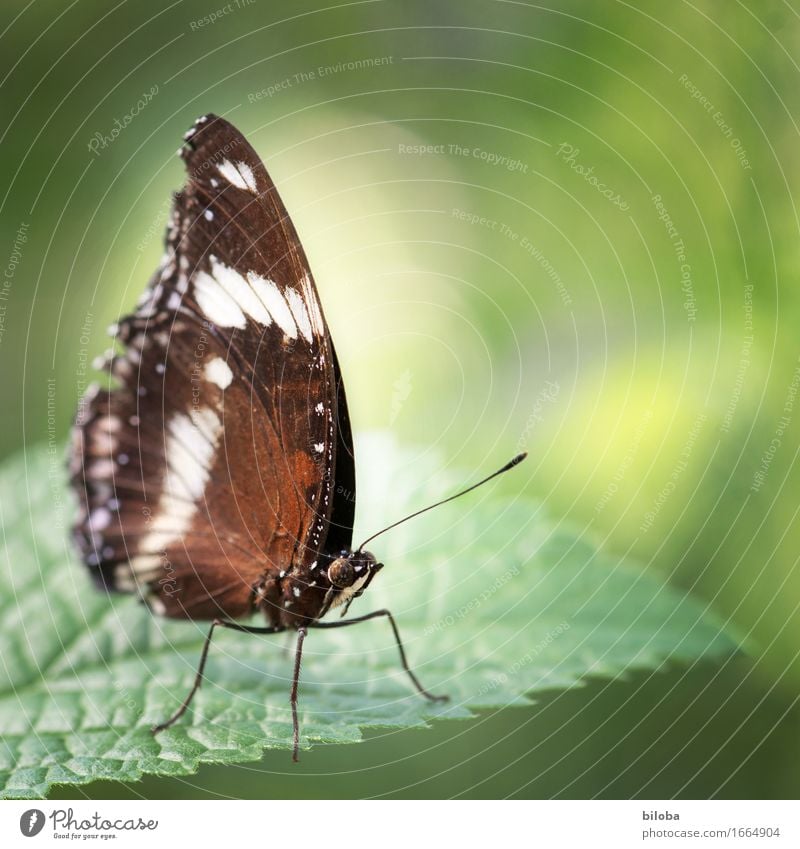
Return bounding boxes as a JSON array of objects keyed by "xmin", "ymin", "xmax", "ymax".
[{"xmin": 357, "ymin": 452, "xmax": 528, "ymax": 552}]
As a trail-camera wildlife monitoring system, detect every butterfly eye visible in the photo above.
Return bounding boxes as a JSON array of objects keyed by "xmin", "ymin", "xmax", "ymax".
[{"xmin": 327, "ymin": 557, "xmax": 355, "ymax": 588}]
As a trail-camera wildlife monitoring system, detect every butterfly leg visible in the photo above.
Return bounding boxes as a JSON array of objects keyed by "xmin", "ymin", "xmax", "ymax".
[
  {"xmin": 310, "ymin": 609, "xmax": 449, "ymax": 703},
  {"xmin": 152, "ymin": 618, "xmax": 285, "ymax": 734},
  {"xmin": 291, "ymin": 626, "xmax": 307, "ymax": 762}
]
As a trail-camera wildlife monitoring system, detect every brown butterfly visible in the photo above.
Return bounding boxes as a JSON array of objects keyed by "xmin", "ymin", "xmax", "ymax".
[{"xmin": 69, "ymin": 113, "xmax": 525, "ymax": 760}]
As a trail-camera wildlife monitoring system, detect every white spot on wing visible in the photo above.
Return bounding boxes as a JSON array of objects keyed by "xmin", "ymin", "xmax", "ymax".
[
  {"xmin": 216, "ymin": 159, "xmax": 258, "ymax": 193},
  {"xmin": 191, "ymin": 256, "xmax": 318, "ymax": 336},
  {"xmin": 314, "ymin": 442, "xmax": 324, "ymax": 453},
  {"xmin": 203, "ymin": 209, "xmax": 214, "ymax": 221},
  {"xmin": 206, "ymin": 356, "xmax": 233, "ymax": 390},
  {"xmin": 122, "ymin": 555, "xmax": 162, "ymax": 584},
  {"xmin": 99, "ymin": 414, "xmax": 120, "ymax": 433},
  {"xmin": 92, "ymin": 431, "xmax": 117, "ymax": 455},
  {"xmin": 148, "ymin": 595, "xmax": 167, "ymax": 615},
  {"xmin": 115, "ymin": 569, "xmax": 138, "ymax": 590},
  {"xmin": 189, "ymin": 406, "xmax": 222, "ymax": 445},
  {"xmin": 285, "ymin": 287, "xmax": 313, "ymax": 342},
  {"xmin": 248, "ymin": 274, "xmax": 297, "ymax": 338},
  {"xmin": 86, "ymin": 459, "xmax": 116, "ymax": 480},
  {"xmin": 300, "ymin": 273, "xmax": 325, "ymax": 336},
  {"xmin": 89, "ymin": 507, "xmax": 112, "ymax": 531},
  {"xmin": 136, "ymin": 409, "xmax": 221, "ymax": 568},
  {"xmin": 237, "ymin": 162, "xmax": 258, "ymax": 192},
  {"xmin": 209, "ymin": 256, "xmax": 272, "ymax": 325},
  {"xmin": 194, "ymin": 268, "xmax": 247, "ymax": 329}
]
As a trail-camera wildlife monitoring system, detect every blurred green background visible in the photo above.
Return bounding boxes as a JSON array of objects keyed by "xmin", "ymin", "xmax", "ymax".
[{"xmin": 2, "ymin": 0, "xmax": 799, "ymax": 798}]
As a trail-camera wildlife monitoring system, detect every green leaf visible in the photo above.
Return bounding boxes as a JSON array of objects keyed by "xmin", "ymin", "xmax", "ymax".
[{"xmin": 0, "ymin": 435, "xmax": 738, "ymax": 798}]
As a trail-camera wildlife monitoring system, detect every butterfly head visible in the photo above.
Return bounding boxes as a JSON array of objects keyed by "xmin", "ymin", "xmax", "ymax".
[
  {"xmin": 325, "ymin": 549, "xmax": 382, "ymax": 616},
  {"xmin": 320, "ymin": 453, "xmax": 528, "ymax": 620}
]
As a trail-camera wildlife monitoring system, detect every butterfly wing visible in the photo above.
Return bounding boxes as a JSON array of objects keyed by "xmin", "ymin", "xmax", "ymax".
[
  {"xmin": 325, "ymin": 343, "xmax": 356, "ymax": 553},
  {"xmin": 70, "ymin": 114, "xmax": 354, "ymax": 624}
]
